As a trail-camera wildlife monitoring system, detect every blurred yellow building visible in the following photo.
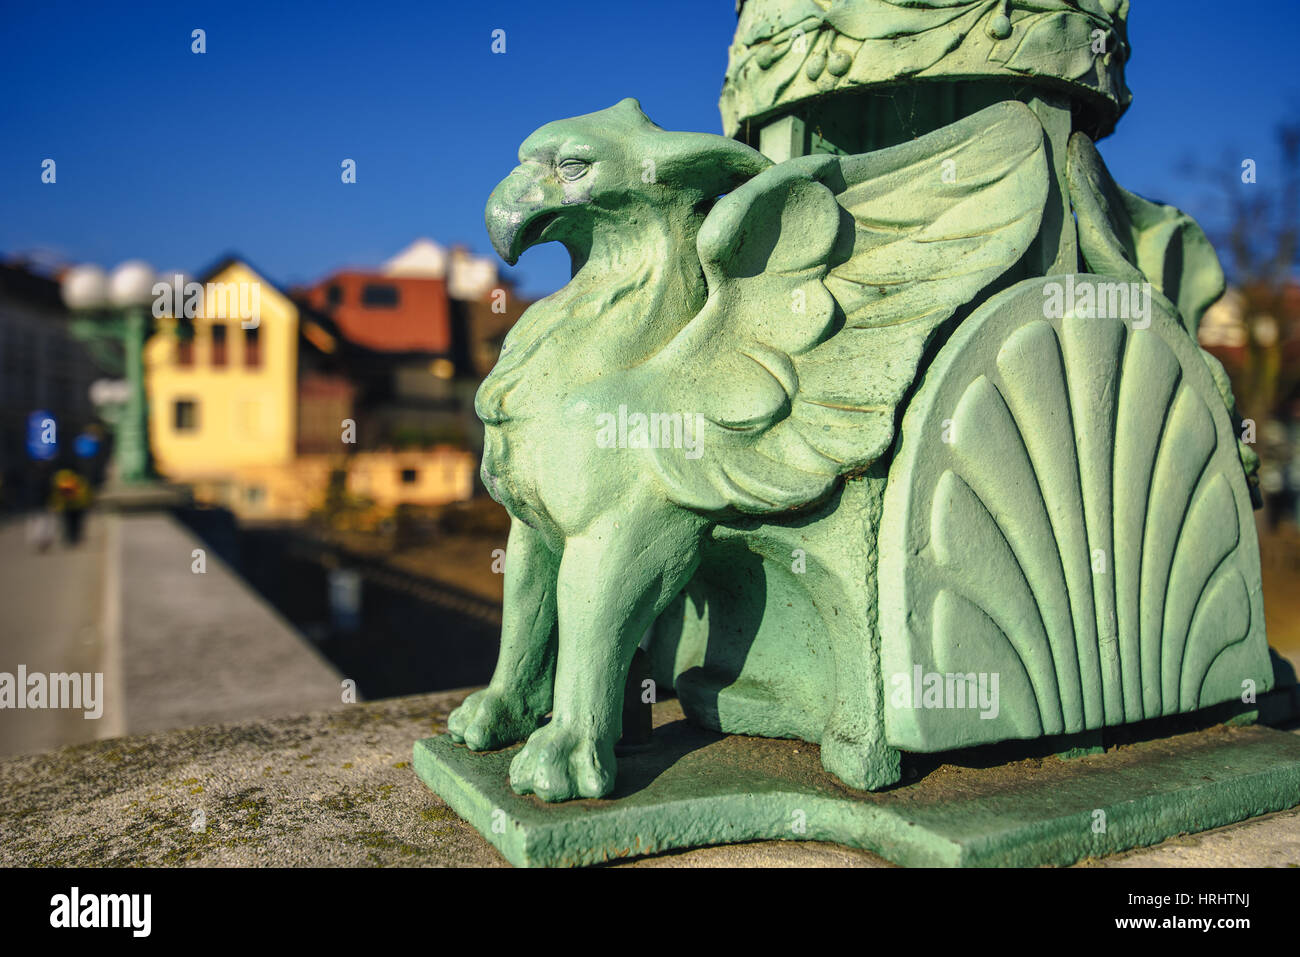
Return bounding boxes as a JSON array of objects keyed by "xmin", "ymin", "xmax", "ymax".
[
  {"xmin": 146, "ymin": 259, "xmax": 298, "ymax": 476},
  {"xmin": 144, "ymin": 258, "xmax": 476, "ymax": 521}
]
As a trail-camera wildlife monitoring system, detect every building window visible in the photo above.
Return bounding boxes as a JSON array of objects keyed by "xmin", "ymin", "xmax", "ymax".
[
  {"xmin": 211, "ymin": 323, "xmax": 228, "ymax": 367},
  {"xmin": 174, "ymin": 399, "xmax": 198, "ymax": 432},
  {"xmin": 177, "ymin": 338, "xmax": 194, "ymax": 367},
  {"xmin": 244, "ymin": 326, "xmax": 261, "ymax": 368},
  {"xmin": 400, "ymin": 468, "xmax": 418, "ymax": 484},
  {"xmin": 361, "ymin": 284, "xmax": 400, "ymax": 308}
]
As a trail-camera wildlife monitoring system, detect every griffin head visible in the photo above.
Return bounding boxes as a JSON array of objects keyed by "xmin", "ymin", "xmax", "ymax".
[{"xmin": 485, "ymin": 97, "xmax": 769, "ymax": 267}]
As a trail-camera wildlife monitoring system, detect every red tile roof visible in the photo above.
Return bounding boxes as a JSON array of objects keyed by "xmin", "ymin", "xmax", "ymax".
[{"xmin": 298, "ymin": 271, "xmax": 451, "ymax": 353}]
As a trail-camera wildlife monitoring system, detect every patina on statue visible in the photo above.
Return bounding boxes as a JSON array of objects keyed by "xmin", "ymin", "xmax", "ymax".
[{"xmin": 446, "ymin": 0, "xmax": 1273, "ymax": 803}]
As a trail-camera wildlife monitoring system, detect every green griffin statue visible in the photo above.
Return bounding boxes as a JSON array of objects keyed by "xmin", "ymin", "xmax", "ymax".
[{"xmin": 446, "ymin": 0, "xmax": 1272, "ymax": 803}]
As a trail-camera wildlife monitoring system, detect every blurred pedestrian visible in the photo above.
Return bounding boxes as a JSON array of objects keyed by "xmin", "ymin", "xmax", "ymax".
[
  {"xmin": 49, "ymin": 469, "xmax": 91, "ymax": 546},
  {"xmin": 25, "ymin": 510, "xmax": 55, "ymax": 551}
]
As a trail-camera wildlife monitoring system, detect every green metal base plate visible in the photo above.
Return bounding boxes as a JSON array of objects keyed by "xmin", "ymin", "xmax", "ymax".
[{"xmin": 412, "ymin": 700, "xmax": 1300, "ymax": 867}]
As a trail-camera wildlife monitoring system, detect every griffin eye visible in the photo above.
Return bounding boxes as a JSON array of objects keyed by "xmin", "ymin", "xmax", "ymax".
[{"xmin": 556, "ymin": 158, "xmax": 591, "ymax": 181}]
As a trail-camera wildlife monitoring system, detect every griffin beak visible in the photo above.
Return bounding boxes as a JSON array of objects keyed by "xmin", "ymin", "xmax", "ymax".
[{"xmin": 485, "ymin": 164, "xmax": 562, "ymax": 266}]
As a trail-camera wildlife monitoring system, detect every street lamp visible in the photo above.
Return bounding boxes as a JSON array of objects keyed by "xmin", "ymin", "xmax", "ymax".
[
  {"xmin": 61, "ymin": 264, "xmax": 109, "ymax": 311},
  {"xmin": 61, "ymin": 260, "xmax": 160, "ymax": 487}
]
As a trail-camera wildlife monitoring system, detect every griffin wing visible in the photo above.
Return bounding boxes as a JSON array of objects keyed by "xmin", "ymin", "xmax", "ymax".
[
  {"xmin": 1066, "ymin": 131, "xmax": 1226, "ymax": 336},
  {"xmin": 647, "ymin": 100, "xmax": 1050, "ymax": 514}
]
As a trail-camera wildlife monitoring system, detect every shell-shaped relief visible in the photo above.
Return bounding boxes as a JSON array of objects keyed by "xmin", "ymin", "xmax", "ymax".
[{"xmin": 878, "ymin": 275, "xmax": 1271, "ymax": 753}]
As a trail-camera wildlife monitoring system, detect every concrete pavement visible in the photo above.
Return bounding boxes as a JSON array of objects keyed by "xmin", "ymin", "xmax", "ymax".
[
  {"xmin": 115, "ymin": 511, "xmax": 346, "ymax": 733},
  {"xmin": 0, "ymin": 512, "xmax": 120, "ymax": 757},
  {"xmin": 0, "ymin": 509, "xmax": 347, "ymax": 759}
]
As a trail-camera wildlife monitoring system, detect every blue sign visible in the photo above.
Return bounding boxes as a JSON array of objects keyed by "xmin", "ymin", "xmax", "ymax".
[
  {"xmin": 74, "ymin": 432, "xmax": 101, "ymax": 459},
  {"xmin": 26, "ymin": 410, "xmax": 58, "ymax": 461}
]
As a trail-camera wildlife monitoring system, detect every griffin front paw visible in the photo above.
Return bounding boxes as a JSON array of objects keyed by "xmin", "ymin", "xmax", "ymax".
[
  {"xmin": 446, "ymin": 688, "xmax": 541, "ymax": 751},
  {"xmin": 509, "ymin": 723, "xmax": 616, "ymax": 801}
]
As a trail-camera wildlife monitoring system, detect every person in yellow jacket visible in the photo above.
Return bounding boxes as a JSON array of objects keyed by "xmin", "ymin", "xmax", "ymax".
[{"xmin": 48, "ymin": 468, "xmax": 92, "ymax": 545}]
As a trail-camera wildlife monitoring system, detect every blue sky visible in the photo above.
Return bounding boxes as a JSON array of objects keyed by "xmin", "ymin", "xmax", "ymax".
[{"xmin": 1, "ymin": 0, "xmax": 1296, "ymax": 298}]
